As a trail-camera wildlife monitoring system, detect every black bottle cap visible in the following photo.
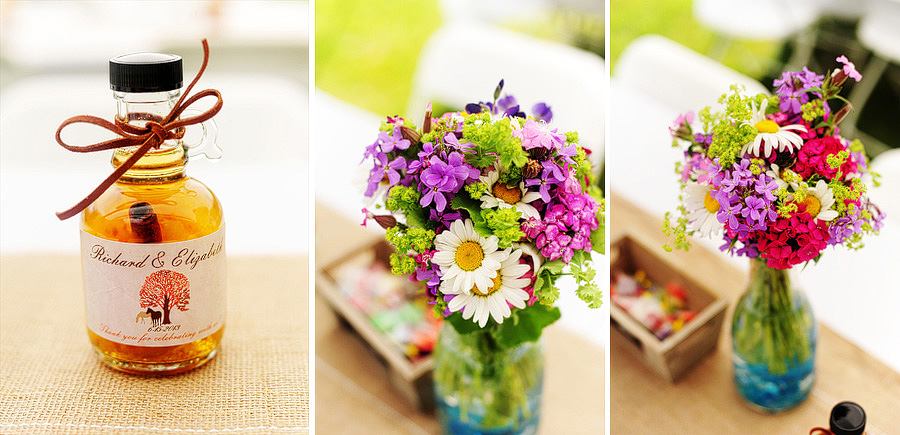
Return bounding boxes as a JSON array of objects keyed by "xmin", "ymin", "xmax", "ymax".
[
  {"xmin": 830, "ymin": 401, "xmax": 866, "ymax": 435},
  {"xmin": 109, "ymin": 52, "xmax": 183, "ymax": 93}
]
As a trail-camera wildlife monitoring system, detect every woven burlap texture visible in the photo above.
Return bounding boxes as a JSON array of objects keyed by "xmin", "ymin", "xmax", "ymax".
[{"xmin": 0, "ymin": 255, "xmax": 309, "ymax": 435}]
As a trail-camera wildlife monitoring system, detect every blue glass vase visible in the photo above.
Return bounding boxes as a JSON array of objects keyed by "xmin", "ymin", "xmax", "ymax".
[
  {"xmin": 433, "ymin": 325, "xmax": 544, "ymax": 435},
  {"xmin": 731, "ymin": 257, "xmax": 817, "ymax": 412}
]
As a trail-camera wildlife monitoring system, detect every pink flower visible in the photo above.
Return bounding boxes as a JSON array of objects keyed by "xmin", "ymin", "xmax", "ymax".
[
  {"xmin": 755, "ymin": 212, "xmax": 829, "ymax": 269},
  {"xmin": 836, "ymin": 55, "xmax": 862, "ymax": 82},
  {"xmin": 513, "ymin": 118, "xmax": 567, "ymax": 150},
  {"xmin": 794, "ymin": 136, "xmax": 857, "ymax": 180}
]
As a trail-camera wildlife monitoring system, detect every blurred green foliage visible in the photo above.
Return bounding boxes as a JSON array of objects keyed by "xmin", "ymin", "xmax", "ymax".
[
  {"xmin": 315, "ymin": 0, "xmax": 441, "ymax": 116},
  {"xmin": 609, "ymin": 0, "xmax": 781, "ymax": 80}
]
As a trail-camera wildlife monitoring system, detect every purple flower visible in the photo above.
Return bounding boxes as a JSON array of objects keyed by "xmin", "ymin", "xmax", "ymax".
[
  {"xmin": 717, "ymin": 201, "xmax": 742, "ymax": 229},
  {"xmin": 542, "ymin": 161, "xmax": 567, "ymax": 183},
  {"xmin": 381, "ymin": 127, "xmax": 411, "ymax": 153},
  {"xmin": 421, "ymin": 154, "xmax": 463, "ymax": 190},
  {"xmin": 525, "ymin": 176, "xmax": 553, "ymax": 203},
  {"xmin": 365, "ymin": 154, "xmax": 406, "ymax": 197},
  {"xmin": 736, "ymin": 243, "xmax": 759, "ymax": 258},
  {"xmin": 465, "ymin": 102, "xmax": 490, "ymax": 114},
  {"xmin": 407, "ymin": 142, "xmax": 435, "ymax": 174},
  {"xmin": 442, "ymin": 132, "xmax": 474, "ymax": 152},
  {"xmin": 428, "ymin": 208, "xmax": 462, "ymax": 230},
  {"xmin": 719, "ymin": 173, "xmax": 739, "ymax": 193},
  {"xmin": 773, "ymin": 67, "xmax": 824, "ymax": 115},
  {"xmin": 421, "ymin": 186, "xmax": 448, "ymax": 211},
  {"xmin": 694, "ymin": 133, "xmax": 713, "ymax": 147},
  {"xmin": 556, "ymin": 143, "xmax": 578, "ymax": 165},
  {"xmin": 754, "ymin": 174, "xmax": 779, "ymax": 203},
  {"xmin": 496, "ymin": 95, "xmax": 525, "ymax": 118},
  {"xmin": 732, "ymin": 159, "xmax": 753, "ymax": 186},
  {"xmin": 532, "ymin": 102, "xmax": 553, "ymax": 123},
  {"xmin": 741, "ymin": 196, "xmax": 769, "ymax": 228},
  {"xmin": 418, "ymin": 152, "xmax": 478, "ymax": 212}
]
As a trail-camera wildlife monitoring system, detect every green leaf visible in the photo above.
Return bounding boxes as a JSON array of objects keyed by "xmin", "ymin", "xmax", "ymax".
[
  {"xmin": 533, "ymin": 274, "xmax": 545, "ymax": 296},
  {"xmin": 450, "ymin": 195, "xmax": 485, "ymax": 224},
  {"xmin": 591, "ymin": 209, "xmax": 605, "ymax": 255},
  {"xmin": 473, "ymin": 221, "xmax": 493, "ymax": 238},
  {"xmin": 405, "ymin": 207, "xmax": 428, "ymax": 229},
  {"xmin": 445, "ymin": 312, "xmax": 480, "ymax": 335},
  {"xmin": 576, "ymin": 281, "xmax": 603, "ymax": 309},
  {"xmin": 465, "ymin": 146, "xmax": 496, "ymax": 168},
  {"xmin": 495, "ymin": 305, "xmax": 561, "ymax": 348},
  {"xmin": 540, "ymin": 260, "xmax": 566, "ymax": 275}
]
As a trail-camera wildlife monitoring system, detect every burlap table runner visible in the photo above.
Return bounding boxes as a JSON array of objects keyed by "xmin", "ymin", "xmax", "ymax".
[{"xmin": 0, "ymin": 255, "xmax": 309, "ymax": 435}]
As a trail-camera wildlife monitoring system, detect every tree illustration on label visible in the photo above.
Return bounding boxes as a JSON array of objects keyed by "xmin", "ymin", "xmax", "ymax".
[{"xmin": 139, "ymin": 270, "xmax": 190, "ymax": 325}]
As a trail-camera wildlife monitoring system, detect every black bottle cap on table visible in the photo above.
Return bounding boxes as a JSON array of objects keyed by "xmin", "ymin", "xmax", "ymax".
[
  {"xmin": 110, "ymin": 52, "xmax": 183, "ymax": 93},
  {"xmin": 830, "ymin": 401, "xmax": 866, "ymax": 435}
]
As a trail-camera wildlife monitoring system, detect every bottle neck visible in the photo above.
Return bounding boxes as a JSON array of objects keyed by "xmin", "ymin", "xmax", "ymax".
[{"xmin": 112, "ymin": 89, "xmax": 187, "ymax": 182}]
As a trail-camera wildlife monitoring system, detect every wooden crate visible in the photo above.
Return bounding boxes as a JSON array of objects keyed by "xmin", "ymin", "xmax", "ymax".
[
  {"xmin": 316, "ymin": 236, "xmax": 436, "ymax": 411},
  {"xmin": 610, "ymin": 235, "xmax": 728, "ymax": 383}
]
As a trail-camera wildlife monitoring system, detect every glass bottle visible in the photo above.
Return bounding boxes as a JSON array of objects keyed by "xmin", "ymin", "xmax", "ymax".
[
  {"xmin": 433, "ymin": 325, "xmax": 544, "ymax": 435},
  {"xmin": 731, "ymin": 257, "xmax": 816, "ymax": 412},
  {"xmin": 829, "ymin": 401, "xmax": 866, "ymax": 435},
  {"xmin": 80, "ymin": 52, "xmax": 225, "ymax": 375}
]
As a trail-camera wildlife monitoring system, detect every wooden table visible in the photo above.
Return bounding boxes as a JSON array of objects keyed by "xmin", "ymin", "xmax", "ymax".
[
  {"xmin": 610, "ymin": 193, "xmax": 900, "ymax": 434},
  {"xmin": 314, "ymin": 204, "xmax": 605, "ymax": 434}
]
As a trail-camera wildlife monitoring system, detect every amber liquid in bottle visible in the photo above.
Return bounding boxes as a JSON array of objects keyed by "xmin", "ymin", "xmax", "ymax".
[{"xmin": 83, "ymin": 139, "xmax": 225, "ymax": 375}]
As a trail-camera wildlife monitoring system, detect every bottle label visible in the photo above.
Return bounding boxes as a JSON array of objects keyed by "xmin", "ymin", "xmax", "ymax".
[{"xmin": 81, "ymin": 226, "xmax": 226, "ymax": 347}]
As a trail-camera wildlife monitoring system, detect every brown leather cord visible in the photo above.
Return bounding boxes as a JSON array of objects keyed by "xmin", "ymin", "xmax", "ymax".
[
  {"xmin": 55, "ymin": 39, "xmax": 223, "ymax": 221},
  {"xmin": 809, "ymin": 427, "xmax": 833, "ymax": 435}
]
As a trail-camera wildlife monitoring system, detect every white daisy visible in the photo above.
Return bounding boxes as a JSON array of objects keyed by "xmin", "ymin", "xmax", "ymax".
[
  {"xmin": 432, "ymin": 219, "xmax": 507, "ymax": 295},
  {"xmin": 801, "ymin": 180, "xmax": 838, "ymax": 221},
  {"xmin": 741, "ymin": 99, "xmax": 807, "ymax": 158},
  {"xmin": 446, "ymin": 248, "xmax": 532, "ymax": 327},
  {"xmin": 479, "ymin": 168, "xmax": 543, "ymax": 220},
  {"xmin": 512, "ymin": 242, "xmax": 543, "ymax": 272},
  {"xmin": 684, "ymin": 181, "xmax": 724, "ymax": 238}
]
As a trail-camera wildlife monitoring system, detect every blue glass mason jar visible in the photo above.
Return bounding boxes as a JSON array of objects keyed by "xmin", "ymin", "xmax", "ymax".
[
  {"xmin": 731, "ymin": 257, "xmax": 817, "ymax": 412},
  {"xmin": 433, "ymin": 325, "xmax": 544, "ymax": 434}
]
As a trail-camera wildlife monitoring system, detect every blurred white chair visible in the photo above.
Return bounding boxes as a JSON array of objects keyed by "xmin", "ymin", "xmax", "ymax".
[
  {"xmin": 549, "ymin": 0, "xmax": 604, "ymax": 15},
  {"xmin": 614, "ymin": 34, "xmax": 768, "ymax": 114},
  {"xmin": 869, "ymin": 149, "xmax": 900, "ymax": 227},
  {"xmin": 693, "ymin": 0, "xmax": 820, "ymax": 69},
  {"xmin": 813, "ymin": 0, "xmax": 869, "ymax": 19},
  {"xmin": 842, "ymin": 0, "xmax": 900, "ymax": 138},
  {"xmin": 407, "ymin": 22, "xmax": 605, "ymax": 172},
  {"xmin": 439, "ymin": 0, "xmax": 551, "ymax": 24},
  {"xmin": 694, "ymin": 0, "xmax": 819, "ymax": 40},
  {"xmin": 858, "ymin": 0, "xmax": 900, "ymax": 61}
]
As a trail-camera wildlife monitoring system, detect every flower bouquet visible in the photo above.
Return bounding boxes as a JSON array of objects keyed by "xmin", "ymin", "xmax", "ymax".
[
  {"xmin": 361, "ymin": 81, "xmax": 603, "ymax": 432},
  {"xmin": 665, "ymin": 57, "xmax": 883, "ymax": 412}
]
